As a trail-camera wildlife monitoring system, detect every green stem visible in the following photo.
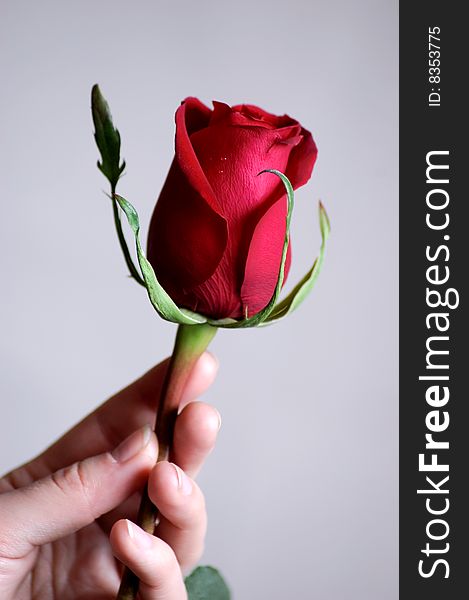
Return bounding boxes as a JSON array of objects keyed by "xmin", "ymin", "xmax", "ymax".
[
  {"xmin": 116, "ymin": 323, "xmax": 217, "ymax": 600},
  {"xmin": 111, "ymin": 189, "xmax": 145, "ymax": 286}
]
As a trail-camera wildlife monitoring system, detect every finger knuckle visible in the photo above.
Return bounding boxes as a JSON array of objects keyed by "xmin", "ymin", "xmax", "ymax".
[
  {"xmin": 185, "ymin": 489, "xmax": 206, "ymax": 524},
  {"xmin": 180, "ymin": 541, "xmax": 205, "ymax": 572},
  {"xmin": 50, "ymin": 462, "xmax": 94, "ymax": 519},
  {"xmin": 156, "ymin": 540, "xmax": 178, "ymax": 573}
]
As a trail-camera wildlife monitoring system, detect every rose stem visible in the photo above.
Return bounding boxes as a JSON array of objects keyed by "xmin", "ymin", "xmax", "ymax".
[{"xmin": 116, "ymin": 322, "xmax": 217, "ymax": 600}]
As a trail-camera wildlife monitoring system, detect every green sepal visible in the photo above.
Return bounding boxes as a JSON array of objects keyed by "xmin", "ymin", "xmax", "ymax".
[
  {"xmin": 185, "ymin": 566, "xmax": 231, "ymax": 600},
  {"xmin": 110, "ymin": 195, "xmax": 146, "ymax": 286},
  {"xmin": 115, "ymin": 194, "xmax": 208, "ymax": 325},
  {"xmin": 261, "ymin": 200, "xmax": 330, "ymax": 325},
  {"xmin": 91, "ymin": 84, "xmax": 144, "ymax": 286},
  {"xmin": 91, "ymin": 84, "xmax": 126, "ymax": 191},
  {"xmin": 208, "ymin": 169, "xmax": 294, "ymax": 329}
]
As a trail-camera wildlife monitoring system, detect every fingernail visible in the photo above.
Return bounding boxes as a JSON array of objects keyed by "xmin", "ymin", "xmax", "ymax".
[
  {"xmin": 125, "ymin": 519, "xmax": 153, "ymax": 549},
  {"xmin": 215, "ymin": 408, "xmax": 222, "ymax": 431},
  {"xmin": 111, "ymin": 425, "xmax": 152, "ymax": 463},
  {"xmin": 206, "ymin": 351, "xmax": 219, "ymax": 372},
  {"xmin": 170, "ymin": 463, "xmax": 193, "ymax": 496}
]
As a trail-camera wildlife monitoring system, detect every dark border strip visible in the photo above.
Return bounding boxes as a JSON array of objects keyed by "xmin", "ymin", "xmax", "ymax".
[{"xmin": 399, "ymin": 3, "xmax": 466, "ymax": 598}]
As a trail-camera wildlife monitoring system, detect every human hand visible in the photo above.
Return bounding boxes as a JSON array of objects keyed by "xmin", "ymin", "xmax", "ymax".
[{"xmin": 0, "ymin": 353, "xmax": 220, "ymax": 599}]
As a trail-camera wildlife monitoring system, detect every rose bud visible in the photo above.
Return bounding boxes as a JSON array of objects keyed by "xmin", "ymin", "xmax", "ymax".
[{"xmin": 146, "ymin": 98, "xmax": 318, "ymax": 320}]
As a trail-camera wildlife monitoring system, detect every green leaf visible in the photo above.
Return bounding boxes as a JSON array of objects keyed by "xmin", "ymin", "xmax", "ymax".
[
  {"xmin": 91, "ymin": 84, "xmax": 125, "ymax": 191},
  {"xmin": 261, "ymin": 200, "xmax": 330, "ymax": 325},
  {"xmin": 185, "ymin": 566, "xmax": 231, "ymax": 600},
  {"xmin": 115, "ymin": 194, "xmax": 207, "ymax": 325},
  {"xmin": 208, "ymin": 169, "xmax": 294, "ymax": 328}
]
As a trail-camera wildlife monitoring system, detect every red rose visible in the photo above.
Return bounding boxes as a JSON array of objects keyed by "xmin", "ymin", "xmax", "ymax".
[{"xmin": 147, "ymin": 98, "xmax": 317, "ymax": 320}]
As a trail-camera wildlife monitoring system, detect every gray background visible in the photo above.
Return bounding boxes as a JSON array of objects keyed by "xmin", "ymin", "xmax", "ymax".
[{"xmin": 0, "ymin": 1, "xmax": 398, "ymax": 598}]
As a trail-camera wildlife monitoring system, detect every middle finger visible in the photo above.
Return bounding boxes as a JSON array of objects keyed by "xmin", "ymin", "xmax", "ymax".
[{"xmin": 99, "ymin": 400, "xmax": 220, "ymax": 534}]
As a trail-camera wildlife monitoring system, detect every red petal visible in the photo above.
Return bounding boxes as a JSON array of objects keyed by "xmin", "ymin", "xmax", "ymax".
[
  {"xmin": 189, "ymin": 120, "xmax": 298, "ymax": 223},
  {"xmin": 285, "ymin": 127, "xmax": 318, "ymax": 188},
  {"xmin": 181, "ymin": 96, "xmax": 212, "ymax": 135},
  {"xmin": 240, "ymin": 194, "xmax": 292, "ymax": 318},
  {"xmin": 147, "ymin": 160, "xmax": 228, "ymax": 295},
  {"xmin": 231, "ymin": 104, "xmax": 301, "ymax": 129},
  {"xmin": 147, "ymin": 99, "xmax": 228, "ymax": 294},
  {"xmin": 175, "ymin": 98, "xmax": 224, "ymax": 216}
]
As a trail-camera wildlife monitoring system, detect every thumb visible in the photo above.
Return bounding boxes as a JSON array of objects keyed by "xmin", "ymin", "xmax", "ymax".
[{"xmin": 0, "ymin": 425, "xmax": 157, "ymax": 558}]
